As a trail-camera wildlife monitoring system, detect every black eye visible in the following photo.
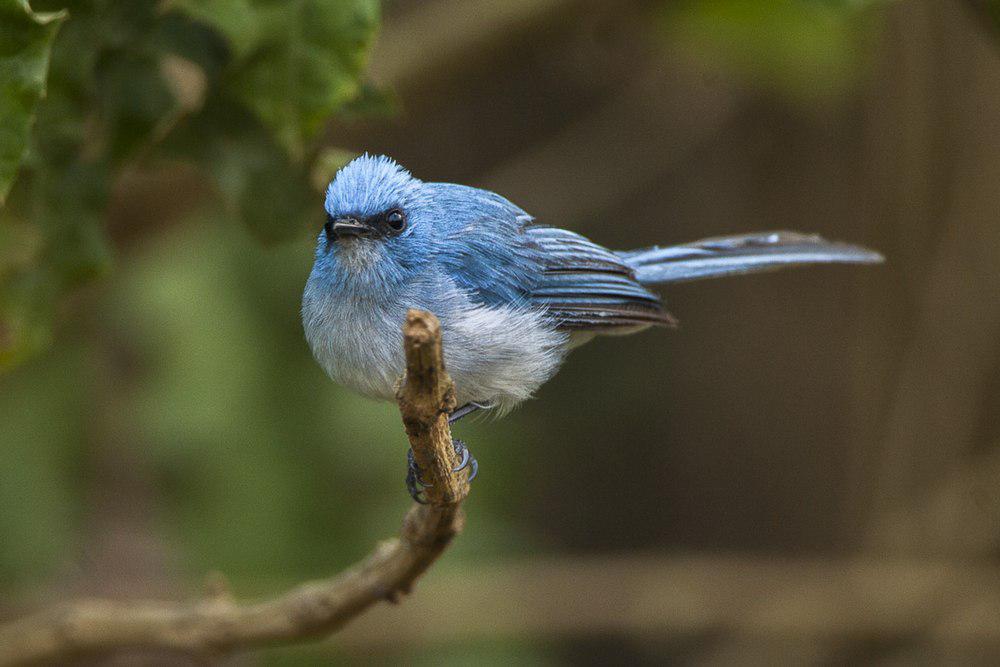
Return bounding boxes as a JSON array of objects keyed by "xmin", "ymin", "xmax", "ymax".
[
  {"xmin": 385, "ymin": 209, "xmax": 406, "ymax": 232},
  {"xmin": 323, "ymin": 214, "xmax": 335, "ymax": 242}
]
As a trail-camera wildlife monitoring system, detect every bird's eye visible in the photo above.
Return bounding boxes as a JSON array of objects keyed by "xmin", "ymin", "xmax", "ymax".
[
  {"xmin": 385, "ymin": 209, "xmax": 406, "ymax": 233},
  {"xmin": 323, "ymin": 214, "xmax": 335, "ymax": 242}
]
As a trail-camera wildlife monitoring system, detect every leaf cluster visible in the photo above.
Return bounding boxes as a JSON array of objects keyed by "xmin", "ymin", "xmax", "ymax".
[{"xmin": 0, "ymin": 0, "xmax": 381, "ymax": 369}]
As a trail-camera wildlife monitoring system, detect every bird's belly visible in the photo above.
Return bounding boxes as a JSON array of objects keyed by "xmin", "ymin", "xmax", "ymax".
[
  {"xmin": 304, "ymin": 286, "xmax": 568, "ymax": 413},
  {"xmin": 437, "ymin": 305, "xmax": 568, "ymax": 414},
  {"xmin": 303, "ymin": 293, "xmax": 405, "ymax": 401}
]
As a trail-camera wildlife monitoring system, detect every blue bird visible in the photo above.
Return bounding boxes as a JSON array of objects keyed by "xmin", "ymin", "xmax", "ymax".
[{"xmin": 302, "ymin": 154, "xmax": 882, "ymax": 498}]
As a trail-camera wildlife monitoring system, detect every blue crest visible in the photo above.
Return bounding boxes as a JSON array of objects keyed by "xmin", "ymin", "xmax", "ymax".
[{"xmin": 325, "ymin": 154, "xmax": 425, "ymax": 220}]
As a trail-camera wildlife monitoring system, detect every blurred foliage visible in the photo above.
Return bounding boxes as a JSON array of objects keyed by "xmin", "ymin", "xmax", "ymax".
[
  {"xmin": 0, "ymin": 0, "xmax": 379, "ymax": 371},
  {"xmin": 0, "ymin": 0, "xmax": 64, "ymax": 203},
  {"xmin": 0, "ymin": 214, "xmax": 545, "ymax": 659},
  {"xmin": 661, "ymin": 0, "xmax": 892, "ymax": 102},
  {"xmin": 0, "ymin": 3, "xmax": 550, "ymax": 662}
]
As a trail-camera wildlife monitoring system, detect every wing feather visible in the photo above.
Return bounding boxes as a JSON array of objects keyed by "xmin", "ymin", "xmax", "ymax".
[{"xmin": 525, "ymin": 225, "xmax": 675, "ymax": 330}]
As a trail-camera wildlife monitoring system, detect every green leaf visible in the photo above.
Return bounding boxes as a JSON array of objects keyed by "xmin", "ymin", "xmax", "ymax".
[
  {"xmin": 0, "ymin": 0, "xmax": 383, "ymax": 371},
  {"xmin": 165, "ymin": 94, "xmax": 320, "ymax": 243},
  {"xmin": 0, "ymin": 0, "xmax": 66, "ymax": 205},
  {"xmin": 0, "ymin": 161, "xmax": 110, "ymax": 371},
  {"xmin": 166, "ymin": 0, "xmax": 262, "ymax": 59},
  {"xmin": 171, "ymin": 0, "xmax": 380, "ymax": 154}
]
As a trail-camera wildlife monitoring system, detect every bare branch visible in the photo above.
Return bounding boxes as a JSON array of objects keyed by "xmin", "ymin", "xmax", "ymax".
[{"xmin": 0, "ymin": 309, "xmax": 469, "ymax": 666}]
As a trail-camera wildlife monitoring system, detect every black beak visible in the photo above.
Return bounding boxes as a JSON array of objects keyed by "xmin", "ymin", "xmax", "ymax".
[{"xmin": 325, "ymin": 216, "xmax": 371, "ymax": 242}]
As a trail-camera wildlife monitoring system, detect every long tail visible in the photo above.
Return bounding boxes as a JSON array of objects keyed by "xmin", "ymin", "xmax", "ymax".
[{"xmin": 618, "ymin": 231, "xmax": 884, "ymax": 284}]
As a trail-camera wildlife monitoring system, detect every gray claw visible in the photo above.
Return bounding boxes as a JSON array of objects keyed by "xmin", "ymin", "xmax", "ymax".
[
  {"xmin": 452, "ymin": 439, "xmax": 471, "ymax": 472},
  {"xmin": 404, "ymin": 439, "xmax": 479, "ymax": 501}
]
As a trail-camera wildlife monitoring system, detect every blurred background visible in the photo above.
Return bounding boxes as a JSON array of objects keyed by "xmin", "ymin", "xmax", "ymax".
[{"xmin": 2, "ymin": 0, "xmax": 1000, "ymax": 664}]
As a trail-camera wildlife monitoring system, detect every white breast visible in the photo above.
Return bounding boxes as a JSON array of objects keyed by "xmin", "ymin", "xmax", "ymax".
[
  {"xmin": 302, "ymin": 285, "xmax": 405, "ymax": 401},
  {"xmin": 302, "ymin": 271, "xmax": 568, "ymax": 414}
]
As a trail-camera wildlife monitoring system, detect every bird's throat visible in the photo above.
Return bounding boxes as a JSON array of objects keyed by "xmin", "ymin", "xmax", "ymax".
[{"xmin": 334, "ymin": 238, "xmax": 384, "ymax": 275}]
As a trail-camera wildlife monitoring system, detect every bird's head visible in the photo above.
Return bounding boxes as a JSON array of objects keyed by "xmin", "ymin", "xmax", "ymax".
[{"xmin": 314, "ymin": 154, "xmax": 438, "ymax": 285}]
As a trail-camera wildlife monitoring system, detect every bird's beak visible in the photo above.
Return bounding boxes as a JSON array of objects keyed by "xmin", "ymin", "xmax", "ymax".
[{"xmin": 327, "ymin": 217, "xmax": 372, "ymax": 240}]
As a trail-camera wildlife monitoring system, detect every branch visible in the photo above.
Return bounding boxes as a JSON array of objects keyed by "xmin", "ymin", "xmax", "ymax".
[{"xmin": 0, "ymin": 309, "xmax": 470, "ymax": 666}]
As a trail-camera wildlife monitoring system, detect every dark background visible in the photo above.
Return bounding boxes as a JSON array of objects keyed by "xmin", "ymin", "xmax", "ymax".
[{"xmin": 3, "ymin": 0, "xmax": 1000, "ymax": 664}]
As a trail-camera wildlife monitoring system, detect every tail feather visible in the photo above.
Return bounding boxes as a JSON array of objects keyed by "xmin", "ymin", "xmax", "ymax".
[{"xmin": 619, "ymin": 231, "xmax": 884, "ymax": 285}]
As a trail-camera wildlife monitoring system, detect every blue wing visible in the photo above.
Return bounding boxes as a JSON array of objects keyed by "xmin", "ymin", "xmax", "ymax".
[
  {"xmin": 524, "ymin": 225, "xmax": 675, "ymax": 330},
  {"xmin": 426, "ymin": 183, "xmax": 674, "ymax": 330},
  {"xmin": 428, "ymin": 183, "xmax": 539, "ymax": 307}
]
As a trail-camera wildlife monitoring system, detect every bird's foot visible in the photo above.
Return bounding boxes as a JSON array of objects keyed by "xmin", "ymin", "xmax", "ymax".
[
  {"xmin": 405, "ymin": 448, "xmax": 430, "ymax": 503},
  {"xmin": 405, "ymin": 438, "xmax": 478, "ymax": 503},
  {"xmin": 451, "ymin": 438, "xmax": 479, "ymax": 481}
]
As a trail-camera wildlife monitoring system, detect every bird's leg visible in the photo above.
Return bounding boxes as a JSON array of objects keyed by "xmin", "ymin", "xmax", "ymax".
[
  {"xmin": 447, "ymin": 402, "xmax": 486, "ymax": 484},
  {"xmin": 404, "ymin": 438, "xmax": 479, "ymax": 503},
  {"xmin": 405, "ymin": 401, "xmax": 490, "ymax": 501},
  {"xmin": 448, "ymin": 401, "xmax": 493, "ymax": 423},
  {"xmin": 450, "ymin": 438, "xmax": 478, "ymax": 480}
]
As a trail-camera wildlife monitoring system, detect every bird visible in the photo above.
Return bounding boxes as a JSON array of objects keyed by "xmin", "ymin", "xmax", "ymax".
[{"xmin": 301, "ymin": 154, "xmax": 883, "ymax": 499}]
